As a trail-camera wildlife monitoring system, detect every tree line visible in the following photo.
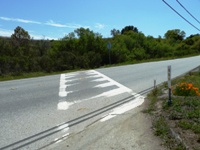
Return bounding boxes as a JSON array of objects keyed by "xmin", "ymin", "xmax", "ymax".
[{"xmin": 0, "ymin": 26, "xmax": 200, "ymax": 75}]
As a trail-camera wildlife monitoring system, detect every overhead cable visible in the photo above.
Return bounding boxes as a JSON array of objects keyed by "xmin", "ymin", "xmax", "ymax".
[
  {"xmin": 176, "ymin": 0, "xmax": 200, "ymax": 25},
  {"xmin": 162, "ymin": 0, "xmax": 200, "ymax": 32}
]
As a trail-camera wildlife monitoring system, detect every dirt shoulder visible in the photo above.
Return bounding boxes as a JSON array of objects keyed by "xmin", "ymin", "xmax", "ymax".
[{"xmin": 46, "ymin": 98, "xmax": 167, "ymax": 150}]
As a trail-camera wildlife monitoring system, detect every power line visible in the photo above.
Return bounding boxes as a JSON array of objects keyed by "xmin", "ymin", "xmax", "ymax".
[
  {"xmin": 176, "ymin": 0, "xmax": 200, "ymax": 25},
  {"xmin": 162, "ymin": 0, "xmax": 200, "ymax": 32}
]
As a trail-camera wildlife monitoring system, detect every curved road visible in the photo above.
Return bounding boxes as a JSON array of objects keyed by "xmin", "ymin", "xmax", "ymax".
[{"xmin": 0, "ymin": 56, "xmax": 199, "ymax": 149}]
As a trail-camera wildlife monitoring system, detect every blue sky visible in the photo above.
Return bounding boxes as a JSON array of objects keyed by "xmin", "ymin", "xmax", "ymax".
[{"xmin": 0, "ymin": 0, "xmax": 200, "ymax": 40}]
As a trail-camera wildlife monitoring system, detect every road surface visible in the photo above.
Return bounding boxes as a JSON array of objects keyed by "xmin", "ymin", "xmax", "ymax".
[{"xmin": 0, "ymin": 56, "xmax": 199, "ymax": 149}]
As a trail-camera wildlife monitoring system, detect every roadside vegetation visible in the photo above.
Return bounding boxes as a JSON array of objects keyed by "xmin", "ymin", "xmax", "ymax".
[
  {"xmin": 0, "ymin": 25, "xmax": 200, "ymax": 81},
  {"xmin": 145, "ymin": 68, "xmax": 200, "ymax": 149}
]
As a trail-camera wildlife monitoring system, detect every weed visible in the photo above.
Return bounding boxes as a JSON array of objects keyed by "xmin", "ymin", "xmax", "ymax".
[
  {"xmin": 152, "ymin": 87, "xmax": 159, "ymax": 96},
  {"xmin": 143, "ymin": 97, "xmax": 158, "ymax": 114},
  {"xmin": 192, "ymin": 124, "xmax": 200, "ymax": 134},
  {"xmin": 178, "ymin": 120, "xmax": 192, "ymax": 130},
  {"xmin": 154, "ymin": 116, "xmax": 169, "ymax": 137}
]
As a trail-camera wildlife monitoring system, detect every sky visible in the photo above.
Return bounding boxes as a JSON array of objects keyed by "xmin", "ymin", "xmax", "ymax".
[{"xmin": 0, "ymin": 0, "xmax": 200, "ymax": 40}]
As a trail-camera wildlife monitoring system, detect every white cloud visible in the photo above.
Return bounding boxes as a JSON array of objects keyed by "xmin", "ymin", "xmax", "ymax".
[
  {"xmin": 0, "ymin": 28, "xmax": 13, "ymax": 37},
  {"xmin": 0, "ymin": 17, "xmax": 41, "ymax": 24},
  {"xmin": 0, "ymin": 28, "xmax": 57, "ymax": 40},
  {"xmin": 45, "ymin": 20, "xmax": 87, "ymax": 29},
  {"xmin": 0, "ymin": 16, "xmax": 90, "ymax": 29},
  {"xmin": 45, "ymin": 20, "xmax": 68, "ymax": 28},
  {"xmin": 95, "ymin": 23, "xmax": 105, "ymax": 29},
  {"xmin": 30, "ymin": 34, "xmax": 57, "ymax": 40},
  {"xmin": 0, "ymin": 16, "xmax": 93, "ymax": 39},
  {"xmin": 65, "ymin": 24, "xmax": 81, "ymax": 28}
]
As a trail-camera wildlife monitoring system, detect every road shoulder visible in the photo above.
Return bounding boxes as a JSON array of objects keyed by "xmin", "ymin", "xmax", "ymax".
[{"xmin": 47, "ymin": 98, "xmax": 167, "ymax": 150}]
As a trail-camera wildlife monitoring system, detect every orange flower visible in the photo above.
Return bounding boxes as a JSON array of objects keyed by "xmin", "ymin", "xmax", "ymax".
[
  {"xmin": 188, "ymin": 83, "xmax": 193, "ymax": 88},
  {"xmin": 174, "ymin": 82, "xmax": 200, "ymax": 96},
  {"xmin": 193, "ymin": 87, "xmax": 198, "ymax": 91}
]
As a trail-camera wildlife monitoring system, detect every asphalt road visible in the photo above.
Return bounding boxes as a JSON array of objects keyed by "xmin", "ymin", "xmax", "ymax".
[
  {"xmin": 0, "ymin": 56, "xmax": 200, "ymax": 149},
  {"xmin": 97, "ymin": 56, "xmax": 200, "ymax": 92}
]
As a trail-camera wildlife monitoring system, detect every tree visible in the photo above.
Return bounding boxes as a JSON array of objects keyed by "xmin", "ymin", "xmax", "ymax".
[
  {"xmin": 74, "ymin": 28, "xmax": 93, "ymax": 38},
  {"xmin": 11, "ymin": 26, "xmax": 30, "ymax": 47},
  {"xmin": 0, "ymin": 37, "xmax": 13, "ymax": 74},
  {"xmin": 164, "ymin": 29, "xmax": 185, "ymax": 43},
  {"xmin": 63, "ymin": 32, "xmax": 76, "ymax": 40},
  {"xmin": 191, "ymin": 37, "xmax": 200, "ymax": 53},
  {"xmin": 111, "ymin": 29, "xmax": 120, "ymax": 37},
  {"xmin": 121, "ymin": 25, "xmax": 138, "ymax": 34},
  {"xmin": 10, "ymin": 26, "xmax": 31, "ymax": 73}
]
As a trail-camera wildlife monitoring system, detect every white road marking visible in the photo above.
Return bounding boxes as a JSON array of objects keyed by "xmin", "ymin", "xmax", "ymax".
[
  {"xmin": 56, "ymin": 70, "xmax": 146, "ymax": 144},
  {"xmin": 57, "ymin": 70, "xmax": 144, "ymax": 112},
  {"xmin": 57, "ymin": 101, "xmax": 74, "ymax": 110},
  {"xmin": 85, "ymin": 74, "xmax": 102, "ymax": 78},
  {"xmin": 54, "ymin": 133, "xmax": 69, "ymax": 144},
  {"xmin": 59, "ymin": 74, "xmax": 77, "ymax": 97},
  {"xmin": 57, "ymin": 123, "xmax": 69, "ymax": 131},
  {"xmin": 59, "ymin": 91, "xmax": 73, "ymax": 97},
  {"xmin": 64, "ymin": 79, "xmax": 79, "ymax": 82},
  {"xmin": 100, "ymin": 96, "xmax": 145, "ymax": 122},
  {"xmin": 94, "ymin": 82, "xmax": 115, "ymax": 88},
  {"xmin": 91, "ymin": 78, "xmax": 107, "ymax": 82},
  {"xmin": 85, "ymin": 70, "xmax": 97, "ymax": 75},
  {"xmin": 52, "ymin": 123, "xmax": 70, "ymax": 144},
  {"xmin": 90, "ymin": 70, "xmax": 133, "ymax": 94},
  {"xmin": 64, "ymin": 75, "xmax": 76, "ymax": 79},
  {"xmin": 92, "ymin": 88, "xmax": 129, "ymax": 98}
]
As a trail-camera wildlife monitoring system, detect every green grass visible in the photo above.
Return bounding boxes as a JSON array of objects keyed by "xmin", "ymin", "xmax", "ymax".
[
  {"xmin": 143, "ymin": 87, "xmax": 161, "ymax": 113},
  {"xmin": 154, "ymin": 116, "xmax": 169, "ymax": 137},
  {"xmin": 172, "ymin": 72, "xmax": 200, "ymax": 89},
  {"xmin": 165, "ymin": 97, "xmax": 200, "ymax": 133}
]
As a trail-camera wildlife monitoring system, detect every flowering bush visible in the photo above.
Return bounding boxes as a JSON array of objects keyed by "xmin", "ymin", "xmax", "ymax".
[{"xmin": 173, "ymin": 82, "xmax": 200, "ymax": 97}]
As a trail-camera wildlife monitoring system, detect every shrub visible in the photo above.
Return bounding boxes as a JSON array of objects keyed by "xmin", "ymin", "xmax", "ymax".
[{"xmin": 173, "ymin": 82, "xmax": 200, "ymax": 96}]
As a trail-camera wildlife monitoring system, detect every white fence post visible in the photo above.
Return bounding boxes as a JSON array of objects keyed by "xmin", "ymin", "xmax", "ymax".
[{"xmin": 168, "ymin": 65, "xmax": 172, "ymax": 105}]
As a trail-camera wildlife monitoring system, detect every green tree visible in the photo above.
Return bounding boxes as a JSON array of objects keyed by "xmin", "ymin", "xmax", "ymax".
[
  {"xmin": 164, "ymin": 29, "xmax": 185, "ymax": 43},
  {"xmin": 121, "ymin": 25, "xmax": 138, "ymax": 34},
  {"xmin": 111, "ymin": 35, "xmax": 129, "ymax": 63},
  {"xmin": 111, "ymin": 29, "xmax": 120, "ymax": 37},
  {"xmin": 11, "ymin": 26, "xmax": 30, "ymax": 47},
  {"xmin": 0, "ymin": 37, "xmax": 13, "ymax": 74},
  {"xmin": 10, "ymin": 26, "xmax": 32, "ymax": 73},
  {"xmin": 191, "ymin": 37, "xmax": 200, "ymax": 53},
  {"xmin": 175, "ymin": 43, "xmax": 190, "ymax": 56}
]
